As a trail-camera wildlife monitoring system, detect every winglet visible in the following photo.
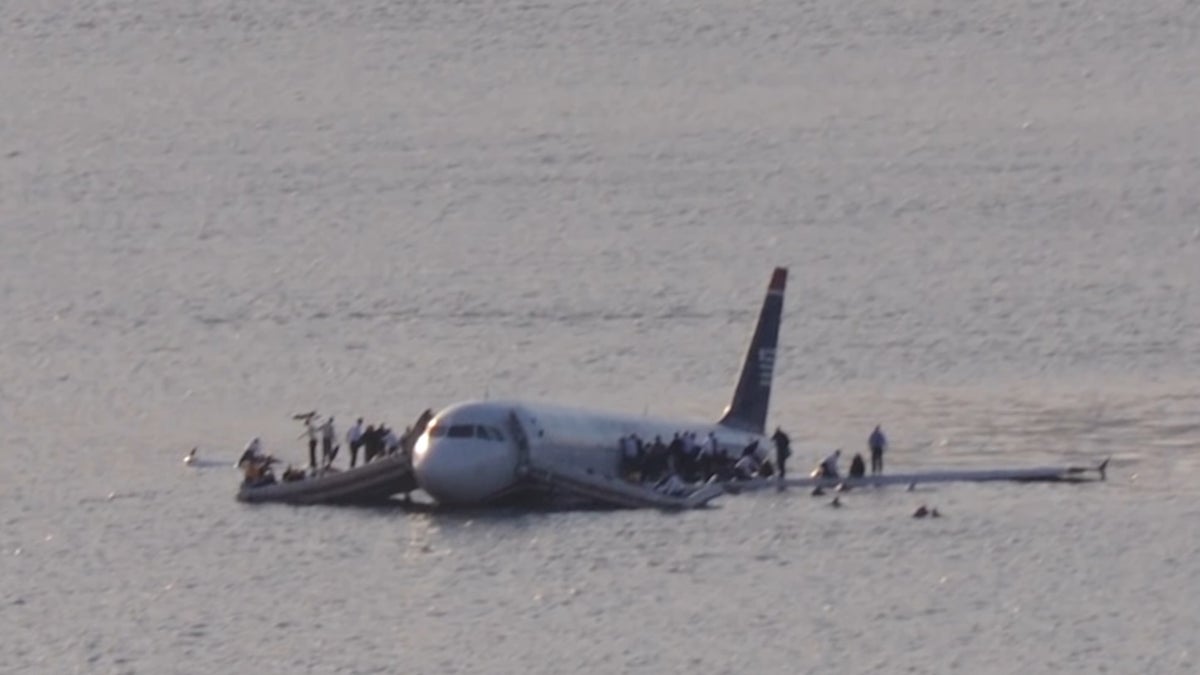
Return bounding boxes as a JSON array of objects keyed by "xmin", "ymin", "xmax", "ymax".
[{"xmin": 1098, "ymin": 458, "xmax": 1109, "ymax": 481}]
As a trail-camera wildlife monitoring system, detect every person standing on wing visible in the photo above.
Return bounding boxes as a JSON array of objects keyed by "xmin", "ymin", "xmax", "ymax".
[
  {"xmin": 869, "ymin": 425, "xmax": 887, "ymax": 475},
  {"xmin": 771, "ymin": 427, "xmax": 792, "ymax": 480}
]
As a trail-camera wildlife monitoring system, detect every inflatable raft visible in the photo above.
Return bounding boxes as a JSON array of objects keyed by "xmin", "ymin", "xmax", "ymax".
[{"xmin": 237, "ymin": 454, "xmax": 418, "ymax": 505}]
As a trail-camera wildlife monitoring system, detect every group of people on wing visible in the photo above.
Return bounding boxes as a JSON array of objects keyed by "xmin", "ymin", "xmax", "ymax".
[
  {"xmin": 240, "ymin": 409, "xmax": 434, "ymax": 486},
  {"xmin": 618, "ymin": 423, "xmax": 888, "ymax": 491},
  {"xmin": 618, "ymin": 429, "xmax": 785, "ymax": 487},
  {"xmin": 811, "ymin": 425, "xmax": 888, "ymax": 480}
]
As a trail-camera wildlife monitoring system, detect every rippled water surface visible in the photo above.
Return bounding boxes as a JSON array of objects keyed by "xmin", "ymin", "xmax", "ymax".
[{"xmin": 2, "ymin": 1, "xmax": 1199, "ymax": 672}]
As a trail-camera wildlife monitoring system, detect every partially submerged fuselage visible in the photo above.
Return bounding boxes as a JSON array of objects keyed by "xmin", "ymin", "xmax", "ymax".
[{"xmin": 412, "ymin": 400, "xmax": 766, "ymax": 505}]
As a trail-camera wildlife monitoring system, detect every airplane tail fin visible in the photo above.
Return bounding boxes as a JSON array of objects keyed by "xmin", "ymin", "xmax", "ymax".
[{"xmin": 718, "ymin": 267, "xmax": 787, "ymax": 434}]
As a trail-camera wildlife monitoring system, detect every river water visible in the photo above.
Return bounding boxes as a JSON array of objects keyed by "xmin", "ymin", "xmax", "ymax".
[{"xmin": 2, "ymin": 1, "xmax": 1199, "ymax": 672}]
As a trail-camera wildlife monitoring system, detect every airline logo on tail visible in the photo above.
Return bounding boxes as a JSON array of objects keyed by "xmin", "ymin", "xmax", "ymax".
[
  {"xmin": 758, "ymin": 348, "xmax": 775, "ymax": 388},
  {"xmin": 717, "ymin": 267, "xmax": 786, "ymax": 434}
]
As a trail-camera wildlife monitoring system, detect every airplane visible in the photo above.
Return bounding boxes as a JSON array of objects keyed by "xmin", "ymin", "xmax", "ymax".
[
  {"xmin": 408, "ymin": 267, "xmax": 1108, "ymax": 510},
  {"xmin": 411, "ymin": 267, "xmax": 789, "ymax": 507}
]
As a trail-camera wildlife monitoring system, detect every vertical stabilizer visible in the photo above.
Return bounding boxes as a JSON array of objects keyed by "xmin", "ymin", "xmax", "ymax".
[{"xmin": 717, "ymin": 267, "xmax": 787, "ymax": 433}]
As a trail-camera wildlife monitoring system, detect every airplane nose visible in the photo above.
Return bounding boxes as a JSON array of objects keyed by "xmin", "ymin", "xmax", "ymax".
[{"xmin": 413, "ymin": 436, "xmax": 519, "ymax": 505}]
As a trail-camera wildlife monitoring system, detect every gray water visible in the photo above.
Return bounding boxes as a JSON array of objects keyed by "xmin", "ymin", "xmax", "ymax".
[{"xmin": 3, "ymin": 1, "xmax": 1200, "ymax": 673}]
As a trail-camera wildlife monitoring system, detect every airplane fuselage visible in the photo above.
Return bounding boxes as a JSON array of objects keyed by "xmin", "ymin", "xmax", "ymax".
[{"xmin": 412, "ymin": 399, "xmax": 767, "ymax": 505}]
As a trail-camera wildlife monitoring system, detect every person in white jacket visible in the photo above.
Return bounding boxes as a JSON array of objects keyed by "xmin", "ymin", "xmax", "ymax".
[{"xmin": 817, "ymin": 449, "xmax": 841, "ymax": 479}]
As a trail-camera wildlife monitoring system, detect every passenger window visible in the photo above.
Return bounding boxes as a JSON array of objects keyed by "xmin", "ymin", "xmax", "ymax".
[{"xmin": 447, "ymin": 425, "xmax": 475, "ymax": 438}]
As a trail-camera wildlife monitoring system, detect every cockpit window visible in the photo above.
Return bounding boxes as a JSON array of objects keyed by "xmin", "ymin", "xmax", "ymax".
[
  {"xmin": 476, "ymin": 426, "xmax": 506, "ymax": 441},
  {"xmin": 447, "ymin": 425, "xmax": 475, "ymax": 438},
  {"xmin": 431, "ymin": 424, "xmax": 507, "ymax": 441}
]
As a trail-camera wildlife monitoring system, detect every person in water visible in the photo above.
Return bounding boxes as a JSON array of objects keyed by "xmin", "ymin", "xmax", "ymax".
[
  {"xmin": 869, "ymin": 424, "xmax": 887, "ymax": 475},
  {"xmin": 771, "ymin": 427, "xmax": 792, "ymax": 479}
]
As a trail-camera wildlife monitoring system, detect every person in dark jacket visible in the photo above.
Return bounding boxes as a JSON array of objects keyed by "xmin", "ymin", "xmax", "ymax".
[
  {"xmin": 849, "ymin": 453, "xmax": 866, "ymax": 478},
  {"xmin": 361, "ymin": 425, "xmax": 383, "ymax": 464},
  {"xmin": 869, "ymin": 425, "xmax": 887, "ymax": 474},
  {"xmin": 771, "ymin": 427, "xmax": 792, "ymax": 479}
]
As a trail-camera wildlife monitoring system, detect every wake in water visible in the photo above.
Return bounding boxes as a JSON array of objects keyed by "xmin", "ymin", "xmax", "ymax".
[{"xmin": 181, "ymin": 447, "xmax": 236, "ymax": 470}]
